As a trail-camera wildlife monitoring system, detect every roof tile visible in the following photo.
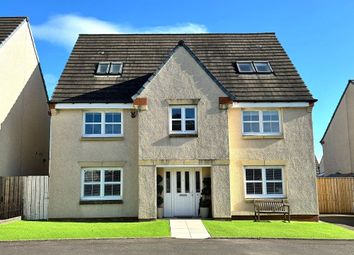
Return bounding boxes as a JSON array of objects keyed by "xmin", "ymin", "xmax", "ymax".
[
  {"xmin": 0, "ymin": 17, "xmax": 26, "ymax": 45},
  {"xmin": 52, "ymin": 33, "xmax": 315, "ymax": 103}
]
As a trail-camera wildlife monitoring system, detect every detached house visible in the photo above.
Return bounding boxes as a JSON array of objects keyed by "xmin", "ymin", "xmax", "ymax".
[
  {"xmin": 49, "ymin": 34, "xmax": 318, "ymax": 220},
  {"xmin": 0, "ymin": 17, "xmax": 49, "ymax": 176},
  {"xmin": 320, "ymin": 80, "xmax": 354, "ymax": 176}
]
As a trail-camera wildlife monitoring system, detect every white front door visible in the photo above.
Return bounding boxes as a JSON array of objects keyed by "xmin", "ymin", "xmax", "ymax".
[
  {"xmin": 174, "ymin": 170, "xmax": 194, "ymax": 216},
  {"xmin": 163, "ymin": 169, "xmax": 202, "ymax": 217}
]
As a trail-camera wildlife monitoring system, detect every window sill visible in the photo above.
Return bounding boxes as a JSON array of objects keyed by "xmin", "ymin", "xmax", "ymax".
[
  {"xmin": 242, "ymin": 134, "xmax": 283, "ymax": 140},
  {"xmin": 169, "ymin": 133, "xmax": 198, "ymax": 138},
  {"xmin": 245, "ymin": 196, "xmax": 286, "ymax": 202},
  {"xmin": 80, "ymin": 200, "xmax": 123, "ymax": 205},
  {"xmin": 81, "ymin": 137, "xmax": 124, "ymax": 141}
]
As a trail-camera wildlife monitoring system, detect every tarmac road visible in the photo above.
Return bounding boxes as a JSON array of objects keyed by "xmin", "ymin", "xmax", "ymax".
[{"xmin": 0, "ymin": 238, "xmax": 353, "ymax": 255}]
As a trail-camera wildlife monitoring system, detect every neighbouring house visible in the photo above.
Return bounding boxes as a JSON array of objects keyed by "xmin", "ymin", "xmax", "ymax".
[
  {"xmin": 320, "ymin": 80, "xmax": 354, "ymax": 177},
  {"xmin": 0, "ymin": 17, "xmax": 49, "ymax": 176},
  {"xmin": 48, "ymin": 34, "xmax": 318, "ymax": 220}
]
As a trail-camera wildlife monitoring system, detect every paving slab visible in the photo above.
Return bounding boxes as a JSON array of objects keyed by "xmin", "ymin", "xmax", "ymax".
[{"xmin": 170, "ymin": 219, "xmax": 210, "ymax": 239}]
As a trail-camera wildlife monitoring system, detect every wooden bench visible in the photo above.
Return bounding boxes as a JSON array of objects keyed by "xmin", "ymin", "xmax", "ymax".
[{"xmin": 254, "ymin": 199, "xmax": 290, "ymax": 222}]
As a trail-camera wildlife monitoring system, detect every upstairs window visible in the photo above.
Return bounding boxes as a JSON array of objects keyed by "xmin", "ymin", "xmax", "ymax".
[
  {"xmin": 83, "ymin": 111, "xmax": 123, "ymax": 137},
  {"xmin": 236, "ymin": 61, "xmax": 272, "ymax": 74},
  {"xmin": 96, "ymin": 62, "xmax": 123, "ymax": 75},
  {"xmin": 242, "ymin": 110, "xmax": 281, "ymax": 135},
  {"xmin": 169, "ymin": 106, "xmax": 197, "ymax": 135}
]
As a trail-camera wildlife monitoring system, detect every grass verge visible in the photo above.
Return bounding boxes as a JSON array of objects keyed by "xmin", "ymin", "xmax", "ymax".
[
  {"xmin": 0, "ymin": 220, "xmax": 170, "ymax": 241},
  {"xmin": 203, "ymin": 220, "xmax": 354, "ymax": 239}
]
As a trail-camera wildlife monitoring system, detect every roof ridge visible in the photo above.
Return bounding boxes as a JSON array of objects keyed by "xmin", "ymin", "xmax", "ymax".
[
  {"xmin": 0, "ymin": 16, "xmax": 27, "ymax": 20},
  {"xmin": 77, "ymin": 32, "xmax": 277, "ymax": 36}
]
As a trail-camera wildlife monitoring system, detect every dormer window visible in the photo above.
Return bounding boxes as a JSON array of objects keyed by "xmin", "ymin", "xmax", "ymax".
[
  {"xmin": 96, "ymin": 62, "xmax": 123, "ymax": 75},
  {"xmin": 236, "ymin": 61, "xmax": 272, "ymax": 74}
]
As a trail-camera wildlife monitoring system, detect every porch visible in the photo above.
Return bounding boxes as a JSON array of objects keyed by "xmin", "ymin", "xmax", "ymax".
[
  {"xmin": 137, "ymin": 162, "xmax": 231, "ymax": 220},
  {"xmin": 157, "ymin": 167, "xmax": 210, "ymax": 218}
]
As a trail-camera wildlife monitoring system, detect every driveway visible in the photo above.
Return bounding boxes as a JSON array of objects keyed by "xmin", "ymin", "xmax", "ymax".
[
  {"xmin": 320, "ymin": 215, "xmax": 354, "ymax": 230},
  {"xmin": 0, "ymin": 239, "xmax": 353, "ymax": 255}
]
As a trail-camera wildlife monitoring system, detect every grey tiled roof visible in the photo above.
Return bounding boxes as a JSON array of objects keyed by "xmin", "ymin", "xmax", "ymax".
[
  {"xmin": 0, "ymin": 17, "xmax": 26, "ymax": 45},
  {"xmin": 51, "ymin": 33, "xmax": 316, "ymax": 103}
]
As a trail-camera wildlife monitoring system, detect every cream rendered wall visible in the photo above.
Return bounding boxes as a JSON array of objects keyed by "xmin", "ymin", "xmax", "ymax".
[
  {"xmin": 229, "ymin": 107, "xmax": 318, "ymax": 216},
  {"xmin": 138, "ymin": 47, "xmax": 229, "ymax": 161},
  {"xmin": 137, "ymin": 46, "xmax": 231, "ymax": 219},
  {"xmin": 0, "ymin": 20, "xmax": 49, "ymax": 176},
  {"xmin": 48, "ymin": 109, "xmax": 139, "ymax": 219},
  {"xmin": 322, "ymin": 83, "xmax": 354, "ymax": 175}
]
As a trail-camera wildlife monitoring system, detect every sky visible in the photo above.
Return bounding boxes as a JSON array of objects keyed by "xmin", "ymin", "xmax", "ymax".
[{"xmin": 2, "ymin": 0, "xmax": 354, "ymax": 159}]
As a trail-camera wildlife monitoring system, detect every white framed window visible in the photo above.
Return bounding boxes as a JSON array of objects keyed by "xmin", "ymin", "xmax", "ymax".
[
  {"xmin": 109, "ymin": 62, "xmax": 123, "ymax": 75},
  {"xmin": 96, "ymin": 62, "xmax": 110, "ymax": 74},
  {"xmin": 83, "ymin": 111, "xmax": 123, "ymax": 137},
  {"xmin": 96, "ymin": 62, "xmax": 123, "ymax": 75},
  {"xmin": 244, "ymin": 167, "xmax": 285, "ymax": 199},
  {"xmin": 253, "ymin": 61, "xmax": 273, "ymax": 73},
  {"xmin": 236, "ymin": 61, "xmax": 273, "ymax": 74},
  {"xmin": 169, "ymin": 105, "xmax": 197, "ymax": 134},
  {"xmin": 236, "ymin": 61, "xmax": 255, "ymax": 73},
  {"xmin": 242, "ymin": 110, "xmax": 281, "ymax": 135},
  {"xmin": 81, "ymin": 168, "xmax": 123, "ymax": 201}
]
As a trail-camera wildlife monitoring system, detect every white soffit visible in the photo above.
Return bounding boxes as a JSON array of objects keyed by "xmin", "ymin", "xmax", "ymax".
[{"xmin": 232, "ymin": 102, "xmax": 310, "ymax": 108}]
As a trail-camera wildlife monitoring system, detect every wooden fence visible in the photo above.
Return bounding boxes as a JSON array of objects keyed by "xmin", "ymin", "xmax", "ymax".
[
  {"xmin": 23, "ymin": 176, "xmax": 49, "ymax": 220},
  {"xmin": 317, "ymin": 177, "xmax": 354, "ymax": 214},
  {"xmin": 0, "ymin": 176, "xmax": 48, "ymax": 220},
  {"xmin": 0, "ymin": 176, "xmax": 23, "ymax": 219}
]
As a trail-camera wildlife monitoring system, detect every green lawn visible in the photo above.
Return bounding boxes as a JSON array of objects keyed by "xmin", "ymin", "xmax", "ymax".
[
  {"xmin": 0, "ymin": 220, "xmax": 170, "ymax": 241},
  {"xmin": 203, "ymin": 220, "xmax": 354, "ymax": 239}
]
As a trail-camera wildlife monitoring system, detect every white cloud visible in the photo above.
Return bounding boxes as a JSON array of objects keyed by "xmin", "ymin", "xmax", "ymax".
[
  {"xmin": 43, "ymin": 73, "xmax": 58, "ymax": 97},
  {"xmin": 143, "ymin": 23, "xmax": 208, "ymax": 34},
  {"xmin": 32, "ymin": 14, "xmax": 208, "ymax": 49}
]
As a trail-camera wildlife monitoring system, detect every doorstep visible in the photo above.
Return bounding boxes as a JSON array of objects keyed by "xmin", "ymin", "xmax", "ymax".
[{"xmin": 170, "ymin": 219, "xmax": 210, "ymax": 239}]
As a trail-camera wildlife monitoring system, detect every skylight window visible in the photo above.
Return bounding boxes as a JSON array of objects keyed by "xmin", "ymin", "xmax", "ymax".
[
  {"xmin": 96, "ymin": 62, "xmax": 110, "ymax": 74},
  {"xmin": 254, "ymin": 62, "xmax": 273, "ymax": 73},
  {"xmin": 109, "ymin": 62, "xmax": 123, "ymax": 74},
  {"xmin": 96, "ymin": 62, "xmax": 123, "ymax": 75},
  {"xmin": 236, "ymin": 62, "xmax": 255, "ymax": 73},
  {"xmin": 236, "ymin": 61, "xmax": 273, "ymax": 74}
]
